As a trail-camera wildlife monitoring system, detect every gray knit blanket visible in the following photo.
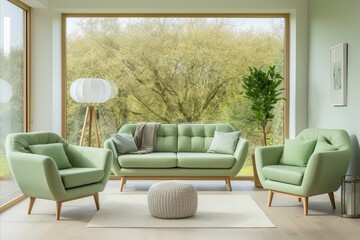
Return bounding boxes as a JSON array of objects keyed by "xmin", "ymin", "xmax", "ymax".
[{"xmin": 132, "ymin": 122, "xmax": 160, "ymax": 154}]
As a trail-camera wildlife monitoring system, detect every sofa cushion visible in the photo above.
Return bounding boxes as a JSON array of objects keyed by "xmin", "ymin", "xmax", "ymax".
[
  {"xmin": 155, "ymin": 124, "xmax": 178, "ymax": 152},
  {"xmin": 296, "ymin": 128, "xmax": 351, "ymax": 151},
  {"xmin": 177, "ymin": 153, "xmax": 235, "ymax": 169},
  {"xmin": 178, "ymin": 124, "xmax": 235, "ymax": 152},
  {"xmin": 279, "ymin": 139, "xmax": 317, "ymax": 167},
  {"xmin": 262, "ymin": 165, "xmax": 306, "ymax": 186},
  {"xmin": 118, "ymin": 124, "xmax": 178, "ymax": 152},
  {"xmin": 111, "ymin": 133, "xmax": 138, "ymax": 154},
  {"xmin": 313, "ymin": 135, "xmax": 336, "ymax": 153},
  {"xmin": 29, "ymin": 143, "xmax": 72, "ymax": 170},
  {"xmin": 118, "ymin": 153, "xmax": 177, "ymax": 168},
  {"xmin": 59, "ymin": 168, "xmax": 105, "ymax": 188},
  {"xmin": 207, "ymin": 131, "xmax": 240, "ymax": 154}
]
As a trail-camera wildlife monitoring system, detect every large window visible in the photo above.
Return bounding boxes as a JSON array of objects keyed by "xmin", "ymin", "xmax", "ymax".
[
  {"xmin": 63, "ymin": 14, "xmax": 289, "ymax": 176},
  {"xmin": 0, "ymin": 0, "xmax": 30, "ymax": 209}
]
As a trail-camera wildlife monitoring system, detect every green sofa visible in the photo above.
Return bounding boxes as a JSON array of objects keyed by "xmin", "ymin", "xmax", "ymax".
[{"xmin": 104, "ymin": 124, "xmax": 249, "ymax": 191}]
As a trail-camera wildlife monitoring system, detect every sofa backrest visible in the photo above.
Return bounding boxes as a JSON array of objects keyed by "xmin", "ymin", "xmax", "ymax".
[
  {"xmin": 118, "ymin": 124, "xmax": 178, "ymax": 152},
  {"xmin": 6, "ymin": 131, "xmax": 68, "ymax": 154},
  {"xmin": 296, "ymin": 128, "xmax": 351, "ymax": 151},
  {"xmin": 177, "ymin": 124, "xmax": 235, "ymax": 152}
]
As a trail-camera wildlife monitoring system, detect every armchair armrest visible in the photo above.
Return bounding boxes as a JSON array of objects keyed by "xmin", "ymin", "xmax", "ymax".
[
  {"xmin": 65, "ymin": 145, "xmax": 113, "ymax": 183},
  {"xmin": 66, "ymin": 145, "xmax": 111, "ymax": 168},
  {"xmin": 230, "ymin": 137, "xmax": 249, "ymax": 175},
  {"xmin": 8, "ymin": 152, "xmax": 66, "ymax": 200},
  {"xmin": 302, "ymin": 150, "xmax": 351, "ymax": 196},
  {"xmin": 104, "ymin": 138, "xmax": 122, "ymax": 174},
  {"xmin": 255, "ymin": 145, "xmax": 284, "ymax": 167},
  {"xmin": 255, "ymin": 145, "xmax": 284, "ymax": 183}
]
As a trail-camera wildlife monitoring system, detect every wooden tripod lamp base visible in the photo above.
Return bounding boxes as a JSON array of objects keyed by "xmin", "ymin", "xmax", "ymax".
[
  {"xmin": 70, "ymin": 78, "xmax": 118, "ymax": 148},
  {"xmin": 79, "ymin": 105, "xmax": 100, "ymax": 147}
]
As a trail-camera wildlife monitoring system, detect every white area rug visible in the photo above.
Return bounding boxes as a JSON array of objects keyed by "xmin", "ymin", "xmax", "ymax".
[{"xmin": 87, "ymin": 193, "xmax": 275, "ymax": 228}]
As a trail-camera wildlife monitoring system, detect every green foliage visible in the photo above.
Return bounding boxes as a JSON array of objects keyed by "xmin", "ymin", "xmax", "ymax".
[
  {"xmin": 242, "ymin": 65, "xmax": 285, "ymax": 146},
  {"xmin": 0, "ymin": 48, "xmax": 25, "ymax": 177},
  {"xmin": 0, "ymin": 48, "xmax": 24, "ymax": 153},
  {"xmin": 0, "ymin": 154, "xmax": 11, "ymax": 177},
  {"xmin": 65, "ymin": 18, "xmax": 285, "ymax": 169}
]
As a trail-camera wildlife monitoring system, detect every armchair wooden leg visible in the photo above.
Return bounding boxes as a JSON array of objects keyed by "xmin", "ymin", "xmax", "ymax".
[
  {"xmin": 302, "ymin": 197, "xmax": 308, "ymax": 215},
  {"xmin": 298, "ymin": 198, "xmax": 301, "ymax": 202},
  {"xmin": 268, "ymin": 190, "xmax": 274, "ymax": 207},
  {"xmin": 328, "ymin": 192, "xmax": 336, "ymax": 209},
  {"xmin": 93, "ymin": 193, "xmax": 100, "ymax": 210},
  {"xmin": 28, "ymin": 197, "xmax": 36, "ymax": 214},
  {"xmin": 56, "ymin": 201, "xmax": 62, "ymax": 221},
  {"xmin": 225, "ymin": 177, "xmax": 232, "ymax": 191},
  {"xmin": 120, "ymin": 177, "xmax": 126, "ymax": 192}
]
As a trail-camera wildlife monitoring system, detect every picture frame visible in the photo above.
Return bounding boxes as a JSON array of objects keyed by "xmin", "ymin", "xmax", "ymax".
[{"xmin": 330, "ymin": 43, "xmax": 348, "ymax": 106}]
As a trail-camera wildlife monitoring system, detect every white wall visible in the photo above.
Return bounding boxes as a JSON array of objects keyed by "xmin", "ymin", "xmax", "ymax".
[
  {"xmin": 21, "ymin": 0, "xmax": 48, "ymax": 8},
  {"xmin": 308, "ymin": 0, "xmax": 360, "ymax": 176},
  {"xmin": 30, "ymin": 8, "xmax": 54, "ymax": 131},
  {"xmin": 27, "ymin": 0, "xmax": 308, "ymax": 138}
]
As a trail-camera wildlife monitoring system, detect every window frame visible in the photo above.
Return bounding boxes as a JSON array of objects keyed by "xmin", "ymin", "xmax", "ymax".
[
  {"xmin": 0, "ymin": 0, "xmax": 31, "ymax": 212},
  {"xmin": 61, "ymin": 13, "xmax": 290, "ymax": 179},
  {"xmin": 8, "ymin": 0, "xmax": 31, "ymax": 131}
]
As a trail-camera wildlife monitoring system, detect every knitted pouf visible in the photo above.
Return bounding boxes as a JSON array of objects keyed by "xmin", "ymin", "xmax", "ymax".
[{"xmin": 147, "ymin": 181, "xmax": 198, "ymax": 219}]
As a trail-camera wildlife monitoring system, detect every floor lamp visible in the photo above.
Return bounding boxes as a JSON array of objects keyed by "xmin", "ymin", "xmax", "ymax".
[{"xmin": 70, "ymin": 78, "xmax": 117, "ymax": 147}]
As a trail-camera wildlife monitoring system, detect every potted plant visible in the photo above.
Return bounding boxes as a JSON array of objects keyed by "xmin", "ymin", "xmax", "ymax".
[{"xmin": 242, "ymin": 65, "xmax": 285, "ymax": 187}]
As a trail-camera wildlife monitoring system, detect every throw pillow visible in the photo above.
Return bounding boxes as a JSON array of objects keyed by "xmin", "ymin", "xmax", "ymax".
[
  {"xmin": 207, "ymin": 131, "xmax": 241, "ymax": 154},
  {"xmin": 279, "ymin": 138, "xmax": 317, "ymax": 167},
  {"xmin": 111, "ymin": 133, "xmax": 138, "ymax": 154},
  {"xmin": 313, "ymin": 135, "xmax": 336, "ymax": 153},
  {"xmin": 29, "ymin": 143, "xmax": 72, "ymax": 169}
]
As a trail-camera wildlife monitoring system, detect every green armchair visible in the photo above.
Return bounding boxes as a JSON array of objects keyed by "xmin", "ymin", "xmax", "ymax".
[
  {"xmin": 255, "ymin": 129, "xmax": 352, "ymax": 215},
  {"xmin": 5, "ymin": 131, "xmax": 112, "ymax": 220}
]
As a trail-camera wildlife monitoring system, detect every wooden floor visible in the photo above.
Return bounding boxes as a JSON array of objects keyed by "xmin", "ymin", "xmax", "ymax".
[
  {"xmin": 1, "ymin": 180, "xmax": 359, "ymax": 240},
  {"xmin": 0, "ymin": 179, "xmax": 22, "ymax": 206}
]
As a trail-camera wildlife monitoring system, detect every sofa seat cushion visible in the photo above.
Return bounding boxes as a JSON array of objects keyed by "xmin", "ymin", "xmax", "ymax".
[
  {"xmin": 262, "ymin": 165, "xmax": 306, "ymax": 186},
  {"xmin": 177, "ymin": 153, "xmax": 235, "ymax": 169},
  {"xmin": 59, "ymin": 168, "xmax": 105, "ymax": 189},
  {"xmin": 118, "ymin": 153, "xmax": 177, "ymax": 168}
]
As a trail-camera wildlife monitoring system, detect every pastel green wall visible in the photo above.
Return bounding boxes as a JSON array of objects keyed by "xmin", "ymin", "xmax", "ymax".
[{"xmin": 308, "ymin": 0, "xmax": 360, "ymax": 176}]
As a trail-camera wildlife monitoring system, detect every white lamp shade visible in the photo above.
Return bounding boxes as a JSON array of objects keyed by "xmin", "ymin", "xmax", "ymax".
[
  {"xmin": 0, "ymin": 79, "xmax": 13, "ymax": 103},
  {"xmin": 70, "ymin": 78, "xmax": 118, "ymax": 103}
]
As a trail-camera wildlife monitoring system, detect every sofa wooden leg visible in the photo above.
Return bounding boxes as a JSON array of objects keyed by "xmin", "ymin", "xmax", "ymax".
[
  {"xmin": 56, "ymin": 201, "xmax": 62, "ymax": 221},
  {"xmin": 302, "ymin": 197, "xmax": 308, "ymax": 215},
  {"xmin": 298, "ymin": 198, "xmax": 302, "ymax": 202},
  {"xmin": 268, "ymin": 190, "xmax": 274, "ymax": 207},
  {"xmin": 225, "ymin": 177, "xmax": 232, "ymax": 191},
  {"xmin": 328, "ymin": 192, "xmax": 336, "ymax": 209},
  {"xmin": 120, "ymin": 177, "xmax": 126, "ymax": 192},
  {"xmin": 28, "ymin": 197, "xmax": 36, "ymax": 214},
  {"xmin": 93, "ymin": 193, "xmax": 100, "ymax": 210}
]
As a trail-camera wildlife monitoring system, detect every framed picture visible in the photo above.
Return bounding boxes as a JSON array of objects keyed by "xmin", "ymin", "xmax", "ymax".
[{"xmin": 330, "ymin": 43, "xmax": 348, "ymax": 106}]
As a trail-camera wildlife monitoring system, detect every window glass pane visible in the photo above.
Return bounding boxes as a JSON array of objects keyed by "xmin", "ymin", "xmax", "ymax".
[
  {"xmin": 65, "ymin": 16, "xmax": 286, "ymax": 176},
  {"xmin": 0, "ymin": 0, "xmax": 25, "ymax": 206}
]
